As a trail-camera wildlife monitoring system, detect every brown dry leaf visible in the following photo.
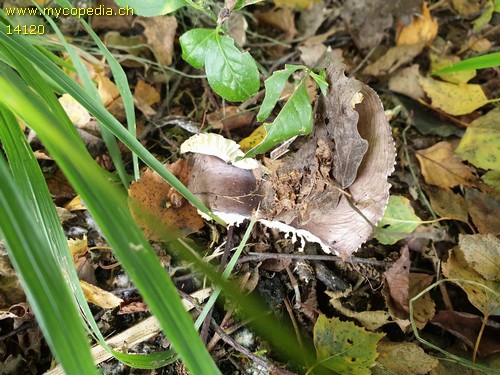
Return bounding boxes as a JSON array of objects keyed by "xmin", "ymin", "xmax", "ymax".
[
  {"xmin": 419, "ymin": 76, "xmax": 496, "ymax": 116},
  {"xmin": 134, "ymin": 16, "xmax": 177, "ymax": 66},
  {"xmin": 465, "ymin": 187, "xmax": 500, "ymax": 234},
  {"xmin": 342, "ymin": 0, "xmax": 421, "ymax": 50},
  {"xmin": 416, "ymin": 140, "xmax": 476, "ymax": 189},
  {"xmin": 460, "ymin": 234, "xmax": 500, "ymax": 282},
  {"xmin": 96, "ymin": 73, "xmax": 120, "ymax": 107},
  {"xmin": 431, "ymin": 310, "xmax": 500, "ymax": 357},
  {"xmin": 363, "ymin": 43, "xmax": 425, "ymax": 76},
  {"xmin": 0, "ymin": 244, "xmax": 25, "ymax": 308},
  {"xmin": 134, "ymin": 80, "xmax": 160, "ymax": 117},
  {"xmin": 327, "ymin": 289, "xmax": 391, "ymax": 331},
  {"xmin": 384, "ymin": 246, "xmax": 411, "ymax": 313},
  {"xmin": 80, "ymin": 280, "xmax": 123, "ymax": 309},
  {"xmin": 118, "ymin": 299, "xmax": 150, "ymax": 315},
  {"xmin": 424, "ymin": 186, "xmax": 469, "ymax": 223},
  {"xmin": 396, "ymin": 2, "xmax": 438, "ymax": 46},
  {"xmin": 129, "ymin": 160, "xmax": 205, "ymax": 240},
  {"xmin": 298, "ymin": 43, "xmax": 327, "ymax": 67},
  {"xmin": 207, "ymin": 106, "xmax": 255, "ymax": 132},
  {"xmin": 388, "ymin": 64, "xmax": 425, "ymax": 100},
  {"xmin": 254, "ymin": 7, "xmax": 297, "ymax": 41},
  {"xmin": 374, "ymin": 341, "xmax": 439, "ymax": 375},
  {"xmin": 91, "ymin": 0, "xmax": 134, "ymax": 31},
  {"xmin": 442, "ymin": 247, "xmax": 500, "ymax": 316},
  {"xmin": 383, "ymin": 247, "xmax": 435, "ymax": 331}
]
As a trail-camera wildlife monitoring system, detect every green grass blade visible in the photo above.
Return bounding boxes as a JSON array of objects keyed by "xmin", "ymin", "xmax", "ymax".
[
  {"xmin": 432, "ymin": 52, "xmax": 500, "ymax": 74},
  {"xmin": 0, "ymin": 108, "xmax": 98, "ymax": 375},
  {"xmin": 0, "ymin": 61, "xmax": 221, "ymax": 375},
  {"xmin": 34, "ymin": 1, "xmax": 129, "ymax": 188},
  {"xmin": 53, "ymin": 0, "xmax": 140, "ymax": 180},
  {"xmin": 0, "ymin": 92, "xmax": 177, "ymax": 368},
  {"xmin": 0, "ymin": 25, "xmax": 224, "ymax": 225}
]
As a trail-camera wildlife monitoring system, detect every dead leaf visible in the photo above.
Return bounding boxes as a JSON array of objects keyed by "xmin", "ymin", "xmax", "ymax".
[
  {"xmin": 430, "ymin": 53, "xmax": 476, "ymax": 84},
  {"xmin": 134, "ymin": 16, "xmax": 177, "ymax": 66},
  {"xmin": 384, "ymin": 246, "xmax": 411, "ymax": 313},
  {"xmin": 327, "ymin": 289, "xmax": 391, "ymax": 331},
  {"xmin": 363, "ymin": 43, "xmax": 425, "ymax": 76},
  {"xmin": 80, "ymin": 280, "xmax": 123, "ymax": 309},
  {"xmin": 431, "ymin": 310, "xmax": 500, "ymax": 357},
  {"xmin": 64, "ymin": 195, "xmax": 87, "ymax": 211},
  {"xmin": 374, "ymin": 341, "xmax": 439, "ymax": 375},
  {"xmin": 396, "ymin": 2, "xmax": 438, "ymax": 46},
  {"xmin": 96, "ymin": 73, "xmax": 120, "ymax": 107},
  {"xmin": 424, "ymin": 186, "xmax": 469, "ymax": 223},
  {"xmin": 465, "ymin": 187, "xmax": 500, "ymax": 234},
  {"xmin": 383, "ymin": 247, "xmax": 435, "ymax": 331},
  {"xmin": 298, "ymin": 43, "xmax": 327, "ymax": 67},
  {"xmin": 455, "ymin": 107, "xmax": 500, "ymax": 172},
  {"xmin": 416, "ymin": 140, "xmax": 476, "ymax": 189},
  {"xmin": 255, "ymin": 7, "xmax": 297, "ymax": 41},
  {"xmin": 59, "ymin": 94, "xmax": 91, "ymax": 127},
  {"xmin": 134, "ymin": 80, "xmax": 160, "ymax": 117},
  {"xmin": 460, "ymin": 234, "xmax": 500, "ymax": 282},
  {"xmin": 419, "ymin": 76, "xmax": 497, "ymax": 116},
  {"xmin": 129, "ymin": 160, "xmax": 205, "ymax": 240},
  {"xmin": 0, "ymin": 244, "xmax": 25, "ymax": 308},
  {"xmin": 91, "ymin": 0, "xmax": 134, "ymax": 31},
  {"xmin": 342, "ymin": 0, "xmax": 421, "ymax": 50},
  {"xmin": 388, "ymin": 64, "xmax": 426, "ymax": 100},
  {"xmin": 207, "ymin": 106, "xmax": 256, "ymax": 132},
  {"xmin": 442, "ymin": 247, "xmax": 500, "ymax": 316}
]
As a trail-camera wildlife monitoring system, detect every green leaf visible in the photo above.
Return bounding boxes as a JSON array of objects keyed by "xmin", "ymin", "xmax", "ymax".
[
  {"xmin": 114, "ymin": 0, "xmax": 186, "ymax": 16},
  {"xmin": 432, "ymin": 52, "xmax": 500, "ymax": 75},
  {"xmin": 309, "ymin": 69, "xmax": 328, "ymax": 96},
  {"xmin": 245, "ymin": 76, "xmax": 312, "ymax": 158},
  {"xmin": 257, "ymin": 64, "xmax": 303, "ymax": 122},
  {"xmin": 374, "ymin": 195, "xmax": 422, "ymax": 245},
  {"xmin": 205, "ymin": 33, "xmax": 260, "ymax": 102},
  {"xmin": 313, "ymin": 315, "xmax": 384, "ymax": 375},
  {"xmin": 0, "ymin": 105, "xmax": 98, "ymax": 375},
  {"xmin": 234, "ymin": 0, "xmax": 266, "ymax": 10},
  {"xmin": 180, "ymin": 28, "xmax": 216, "ymax": 69}
]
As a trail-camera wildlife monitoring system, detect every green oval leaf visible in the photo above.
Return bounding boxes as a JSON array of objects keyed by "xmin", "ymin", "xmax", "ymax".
[
  {"xmin": 245, "ymin": 77, "xmax": 312, "ymax": 158},
  {"xmin": 114, "ymin": 0, "xmax": 186, "ymax": 16},
  {"xmin": 179, "ymin": 28, "xmax": 216, "ymax": 69},
  {"xmin": 257, "ymin": 64, "xmax": 304, "ymax": 122},
  {"xmin": 314, "ymin": 314, "xmax": 384, "ymax": 375},
  {"xmin": 205, "ymin": 33, "xmax": 260, "ymax": 102},
  {"xmin": 374, "ymin": 195, "xmax": 422, "ymax": 245}
]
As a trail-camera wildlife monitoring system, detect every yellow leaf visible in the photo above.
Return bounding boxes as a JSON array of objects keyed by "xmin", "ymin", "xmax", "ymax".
[
  {"xmin": 96, "ymin": 73, "xmax": 120, "ymax": 107},
  {"xmin": 239, "ymin": 125, "xmax": 267, "ymax": 151},
  {"xmin": 58, "ymin": 94, "xmax": 91, "ymax": 127},
  {"xmin": 455, "ymin": 107, "xmax": 500, "ymax": 171},
  {"xmin": 460, "ymin": 234, "xmax": 500, "ymax": 282},
  {"xmin": 396, "ymin": 2, "xmax": 438, "ymax": 46},
  {"xmin": 80, "ymin": 280, "xmax": 123, "ymax": 309},
  {"xmin": 64, "ymin": 195, "xmax": 87, "ymax": 211},
  {"xmin": 430, "ymin": 53, "xmax": 476, "ymax": 84},
  {"xmin": 416, "ymin": 141, "xmax": 476, "ymax": 189},
  {"xmin": 273, "ymin": 0, "xmax": 319, "ymax": 10},
  {"xmin": 134, "ymin": 80, "xmax": 160, "ymax": 106},
  {"xmin": 442, "ymin": 247, "xmax": 500, "ymax": 316},
  {"xmin": 419, "ymin": 76, "xmax": 497, "ymax": 115}
]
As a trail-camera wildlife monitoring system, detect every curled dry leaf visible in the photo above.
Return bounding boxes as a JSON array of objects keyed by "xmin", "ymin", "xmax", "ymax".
[{"xmin": 128, "ymin": 160, "xmax": 204, "ymax": 240}]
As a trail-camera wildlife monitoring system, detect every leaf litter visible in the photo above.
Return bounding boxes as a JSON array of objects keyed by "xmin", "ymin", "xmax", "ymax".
[{"xmin": 3, "ymin": 0, "xmax": 500, "ymax": 374}]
